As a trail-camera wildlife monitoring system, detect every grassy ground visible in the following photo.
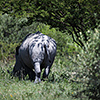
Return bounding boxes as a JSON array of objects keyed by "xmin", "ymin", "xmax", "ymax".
[{"xmin": 0, "ymin": 57, "xmax": 89, "ymax": 100}]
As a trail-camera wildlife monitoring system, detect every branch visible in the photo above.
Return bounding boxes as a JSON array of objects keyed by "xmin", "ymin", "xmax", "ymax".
[
  {"xmin": 72, "ymin": 26, "xmax": 84, "ymax": 47},
  {"xmin": 70, "ymin": 30, "xmax": 83, "ymax": 48}
]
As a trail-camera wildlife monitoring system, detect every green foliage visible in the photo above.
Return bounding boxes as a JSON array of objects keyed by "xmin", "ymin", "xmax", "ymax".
[
  {"xmin": 70, "ymin": 28, "xmax": 100, "ymax": 99},
  {"xmin": 0, "ymin": 0, "xmax": 100, "ymax": 47},
  {"xmin": 0, "ymin": 14, "xmax": 40, "ymax": 60},
  {"xmin": 0, "ymin": 14, "xmax": 77, "ymax": 60},
  {"xmin": 0, "ymin": 13, "xmax": 100, "ymax": 100},
  {"xmin": 1, "ymin": 24, "xmax": 100, "ymax": 99}
]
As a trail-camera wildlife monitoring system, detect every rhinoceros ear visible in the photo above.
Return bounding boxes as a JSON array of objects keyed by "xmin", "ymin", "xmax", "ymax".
[{"xmin": 16, "ymin": 46, "xmax": 20, "ymax": 55}]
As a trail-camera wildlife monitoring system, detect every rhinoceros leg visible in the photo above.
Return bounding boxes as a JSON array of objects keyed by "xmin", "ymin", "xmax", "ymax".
[
  {"xmin": 34, "ymin": 62, "xmax": 41, "ymax": 83},
  {"xmin": 42, "ymin": 65, "xmax": 51, "ymax": 79},
  {"xmin": 24, "ymin": 66, "xmax": 35, "ymax": 81}
]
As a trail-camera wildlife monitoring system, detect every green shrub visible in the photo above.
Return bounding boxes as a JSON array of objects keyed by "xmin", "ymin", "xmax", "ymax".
[
  {"xmin": 0, "ymin": 14, "xmax": 78, "ymax": 61},
  {"xmin": 0, "ymin": 14, "xmax": 42, "ymax": 61},
  {"xmin": 70, "ymin": 28, "xmax": 100, "ymax": 99}
]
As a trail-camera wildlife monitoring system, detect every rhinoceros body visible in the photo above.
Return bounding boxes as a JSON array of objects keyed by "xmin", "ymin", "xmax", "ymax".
[{"xmin": 13, "ymin": 31, "xmax": 56, "ymax": 83}]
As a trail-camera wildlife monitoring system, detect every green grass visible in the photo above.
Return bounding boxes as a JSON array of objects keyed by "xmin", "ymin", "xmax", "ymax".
[{"xmin": 0, "ymin": 58, "xmax": 89, "ymax": 100}]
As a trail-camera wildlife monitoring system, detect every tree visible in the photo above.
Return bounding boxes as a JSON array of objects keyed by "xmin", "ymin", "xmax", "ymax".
[{"xmin": 0, "ymin": 0, "xmax": 100, "ymax": 47}]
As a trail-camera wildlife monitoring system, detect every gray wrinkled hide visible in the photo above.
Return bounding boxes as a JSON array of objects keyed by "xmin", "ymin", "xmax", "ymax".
[{"xmin": 13, "ymin": 31, "xmax": 56, "ymax": 83}]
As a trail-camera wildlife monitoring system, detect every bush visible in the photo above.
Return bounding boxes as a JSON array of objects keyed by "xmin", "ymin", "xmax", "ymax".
[
  {"xmin": 70, "ymin": 28, "xmax": 100, "ymax": 99},
  {"xmin": 0, "ymin": 14, "xmax": 43, "ymax": 61},
  {"xmin": 0, "ymin": 14, "xmax": 77, "ymax": 61}
]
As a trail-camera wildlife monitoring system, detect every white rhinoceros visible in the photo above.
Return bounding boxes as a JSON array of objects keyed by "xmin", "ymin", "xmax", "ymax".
[{"xmin": 12, "ymin": 31, "xmax": 57, "ymax": 83}]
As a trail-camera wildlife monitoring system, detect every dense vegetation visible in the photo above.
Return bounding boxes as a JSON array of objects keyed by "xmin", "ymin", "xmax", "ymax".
[
  {"xmin": 0, "ymin": 0, "xmax": 100, "ymax": 100},
  {"xmin": 0, "ymin": 0, "xmax": 100, "ymax": 47}
]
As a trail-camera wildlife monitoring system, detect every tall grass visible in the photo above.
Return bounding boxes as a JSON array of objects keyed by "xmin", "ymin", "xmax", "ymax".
[{"xmin": 0, "ymin": 57, "xmax": 89, "ymax": 100}]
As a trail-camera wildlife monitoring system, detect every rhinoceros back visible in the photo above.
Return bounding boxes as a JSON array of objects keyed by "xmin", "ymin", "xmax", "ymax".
[{"xmin": 19, "ymin": 31, "xmax": 56, "ymax": 69}]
